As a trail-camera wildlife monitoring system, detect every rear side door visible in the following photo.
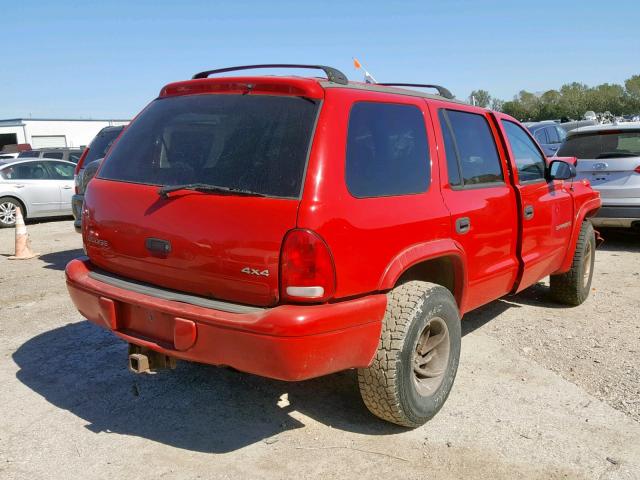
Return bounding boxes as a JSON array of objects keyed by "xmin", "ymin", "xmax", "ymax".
[
  {"xmin": 45, "ymin": 161, "xmax": 75, "ymax": 213},
  {"xmin": 494, "ymin": 115, "xmax": 573, "ymax": 291},
  {"xmin": 4, "ymin": 161, "xmax": 61, "ymax": 216},
  {"xmin": 431, "ymin": 103, "xmax": 519, "ymax": 312}
]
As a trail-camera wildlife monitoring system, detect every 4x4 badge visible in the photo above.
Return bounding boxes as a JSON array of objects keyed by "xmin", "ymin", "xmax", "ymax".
[{"xmin": 241, "ymin": 267, "xmax": 270, "ymax": 277}]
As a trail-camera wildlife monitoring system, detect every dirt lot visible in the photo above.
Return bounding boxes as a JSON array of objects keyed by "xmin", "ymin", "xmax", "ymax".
[{"xmin": 1, "ymin": 220, "xmax": 639, "ymax": 480}]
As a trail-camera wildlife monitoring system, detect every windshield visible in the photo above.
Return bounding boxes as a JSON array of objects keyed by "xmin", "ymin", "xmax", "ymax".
[
  {"xmin": 98, "ymin": 94, "xmax": 319, "ymax": 198},
  {"xmin": 557, "ymin": 130, "xmax": 640, "ymax": 159}
]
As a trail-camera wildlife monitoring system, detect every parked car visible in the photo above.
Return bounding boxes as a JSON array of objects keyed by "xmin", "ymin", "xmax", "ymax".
[
  {"xmin": 524, "ymin": 121, "xmax": 567, "ymax": 156},
  {"xmin": 18, "ymin": 148, "xmax": 84, "ymax": 163},
  {"xmin": 0, "ymin": 158, "xmax": 75, "ymax": 227},
  {"xmin": 71, "ymin": 125, "xmax": 125, "ymax": 232},
  {"xmin": 65, "ymin": 64, "xmax": 601, "ymax": 427},
  {"xmin": 557, "ymin": 123, "xmax": 640, "ymax": 229}
]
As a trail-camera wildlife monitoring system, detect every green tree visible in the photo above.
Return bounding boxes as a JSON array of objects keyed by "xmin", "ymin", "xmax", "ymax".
[{"xmin": 469, "ymin": 89, "xmax": 491, "ymax": 108}]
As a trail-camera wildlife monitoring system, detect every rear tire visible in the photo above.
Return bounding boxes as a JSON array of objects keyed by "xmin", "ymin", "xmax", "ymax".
[
  {"xmin": 0, "ymin": 197, "xmax": 25, "ymax": 228},
  {"xmin": 357, "ymin": 281, "xmax": 461, "ymax": 427},
  {"xmin": 549, "ymin": 221, "xmax": 595, "ymax": 306}
]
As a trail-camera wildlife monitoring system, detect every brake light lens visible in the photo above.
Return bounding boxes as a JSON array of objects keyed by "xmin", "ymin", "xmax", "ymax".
[
  {"xmin": 280, "ymin": 229, "xmax": 336, "ymax": 303},
  {"xmin": 74, "ymin": 147, "xmax": 89, "ymax": 175},
  {"xmin": 635, "ymin": 165, "xmax": 640, "ymax": 174}
]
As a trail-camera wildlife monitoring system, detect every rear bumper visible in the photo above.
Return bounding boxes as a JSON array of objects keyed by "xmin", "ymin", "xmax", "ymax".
[
  {"xmin": 591, "ymin": 205, "xmax": 640, "ymax": 228},
  {"xmin": 71, "ymin": 194, "xmax": 83, "ymax": 233},
  {"xmin": 65, "ymin": 258, "xmax": 385, "ymax": 381}
]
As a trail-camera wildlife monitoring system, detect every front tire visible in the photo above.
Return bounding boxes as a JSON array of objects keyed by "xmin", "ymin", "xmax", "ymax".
[
  {"xmin": 358, "ymin": 281, "xmax": 461, "ymax": 427},
  {"xmin": 549, "ymin": 221, "xmax": 596, "ymax": 306}
]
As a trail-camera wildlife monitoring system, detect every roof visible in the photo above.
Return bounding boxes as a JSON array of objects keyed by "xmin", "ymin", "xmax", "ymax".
[
  {"xmin": 567, "ymin": 122, "xmax": 640, "ymax": 136},
  {"xmin": 0, "ymin": 118, "xmax": 130, "ymax": 125},
  {"xmin": 0, "ymin": 158, "xmax": 75, "ymax": 168}
]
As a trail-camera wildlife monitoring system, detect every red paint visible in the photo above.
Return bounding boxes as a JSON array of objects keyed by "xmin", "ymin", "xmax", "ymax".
[
  {"xmin": 68, "ymin": 73, "xmax": 601, "ymax": 381},
  {"xmin": 66, "ymin": 258, "xmax": 384, "ymax": 380}
]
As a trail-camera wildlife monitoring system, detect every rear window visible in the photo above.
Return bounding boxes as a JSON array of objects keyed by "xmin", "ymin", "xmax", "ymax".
[
  {"xmin": 558, "ymin": 131, "xmax": 640, "ymax": 159},
  {"xmin": 85, "ymin": 128, "xmax": 123, "ymax": 164},
  {"xmin": 99, "ymin": 94, "xmax": 319, "ymax": 198},
  {"xmin": 439, "ymin": 109, "xmax": 503, "ymax": 187}
]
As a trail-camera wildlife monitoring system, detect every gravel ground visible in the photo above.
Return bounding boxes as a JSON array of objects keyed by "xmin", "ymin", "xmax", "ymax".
[{"xmin": 0, "ymin": 219, "xmax": 639, "ymax": 480}]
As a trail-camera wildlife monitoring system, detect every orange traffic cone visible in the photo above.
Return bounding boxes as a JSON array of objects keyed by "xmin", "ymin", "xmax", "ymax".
[{"xmin": 8, "ymin": 207, "xmax": 39, "ymax": 260}]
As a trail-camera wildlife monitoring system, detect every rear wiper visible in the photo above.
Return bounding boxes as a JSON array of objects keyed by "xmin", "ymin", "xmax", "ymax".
[
  {"xmin": 158, "ymin": 183, "xmax": 265, "ymax": 199},
  {"xmin": 595, "ymin": 152, "xmax": 638, "ymax": 159}
]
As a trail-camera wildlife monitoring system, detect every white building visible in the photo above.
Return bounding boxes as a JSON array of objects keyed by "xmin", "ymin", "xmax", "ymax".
[{"xmin": 0, "ymin": 118, "xmax": 130, "ymax": 151}]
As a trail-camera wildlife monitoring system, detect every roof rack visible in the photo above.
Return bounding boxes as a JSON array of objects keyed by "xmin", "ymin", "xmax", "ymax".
[
  {"xmin": 192, "ymin": 64, "xmax": 349, "ymax": 85},
  {"xmin": 377, "ymin": 83, "xmax": 454, "ymax": 100}
]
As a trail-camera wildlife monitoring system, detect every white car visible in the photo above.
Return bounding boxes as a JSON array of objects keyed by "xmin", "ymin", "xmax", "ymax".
[
  {"xmin": 0, "ymin": 158, "xmax": 75, "ymax": 227},
  {"xmin": 557, "ymin": 123, "xmax": 640, "ymax": 229}
]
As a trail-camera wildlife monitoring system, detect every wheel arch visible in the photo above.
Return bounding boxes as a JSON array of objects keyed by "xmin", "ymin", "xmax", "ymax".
[
  {"xmin": 0, "ymin": 195, "xmax": 28, "ymax": 217},
  {"xmin": 556, "ymin": 197, "xmax": 601, "ymax": 274},
  {"xmin": 377, "ymin": 239, "xmax": 468, "ymax": 312}
]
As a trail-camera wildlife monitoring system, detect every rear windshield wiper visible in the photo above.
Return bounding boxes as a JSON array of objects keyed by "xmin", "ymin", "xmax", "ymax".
[
  {"xmin": 158, "ymin": 183, "xmax": 266, "ymax": 199},
  {"xmin": 595, "ymin": 152, "xmax": 639, "ymax": 159}
]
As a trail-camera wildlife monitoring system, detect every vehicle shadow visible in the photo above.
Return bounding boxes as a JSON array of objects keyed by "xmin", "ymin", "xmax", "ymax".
[
  {"xmin": 38, "ymin": 248, "xmax": 84, "ymax": 271},
  {"xmin": 13, "ymin": 321, "xmax": 404, "ymax": 454},
  {"xmin": 597, "ymin": 228, "xmax": 640, "ymax": 253}
]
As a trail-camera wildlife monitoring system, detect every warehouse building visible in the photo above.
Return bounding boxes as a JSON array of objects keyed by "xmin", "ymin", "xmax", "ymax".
[{"xmin": 0, "ymin": 118, "xmax": 129, "ymax": 151}]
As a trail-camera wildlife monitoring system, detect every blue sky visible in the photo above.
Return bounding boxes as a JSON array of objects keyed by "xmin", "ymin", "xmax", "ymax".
[{"xmin": 2, "ymin": 0, "xmax": 639, "ymax": 119}]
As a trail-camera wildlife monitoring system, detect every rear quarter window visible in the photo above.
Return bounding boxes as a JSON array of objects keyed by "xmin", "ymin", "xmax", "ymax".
[{"xmin": 345, "ymin": 102, "xmax": 430, "ymax": 198}]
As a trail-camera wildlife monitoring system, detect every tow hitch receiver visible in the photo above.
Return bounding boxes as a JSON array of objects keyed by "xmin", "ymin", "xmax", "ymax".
[{"xmin": 128, "ymin": 344, "xmax": 177, "ymax": 374}]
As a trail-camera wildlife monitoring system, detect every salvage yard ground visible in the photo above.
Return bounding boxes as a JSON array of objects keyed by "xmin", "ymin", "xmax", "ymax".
[{"xmin": 1, "ymin": 220, "xmax": 639, "ymax": 480}]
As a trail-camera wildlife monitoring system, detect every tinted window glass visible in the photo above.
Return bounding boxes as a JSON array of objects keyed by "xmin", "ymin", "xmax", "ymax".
[
  {"xmin": 18, "ymin": 151, "xmax": 39, "ymax": 158},
  {"xmin": 86, "ymin": 128, "xmax": 124, "ymax": 164},
  {"xmin": 9, "ymin": 162, "xmax": 51, "ymax": 180},
  {"xmin": 556, "ymin": 126, "xmax": 567, "ymax": 142},
  {"xmin": 99, "ymin": 95, "xmax": 319, "ymax": 198},
  {"xmin": 443, "ymin": 110, "xmax": 503, "ymax": 186},
  {"xmin": 43, "ymin": 152, "xmax": 64, "ymax": 159},
  {"xmin": 438, "ymin": 110, "xmax": 462, "ymax": 186},
  {"xmin": 48, "ymin": 161, "xmax": 74, "ymax": 179},
  {"xmin": 546, "ymin": 126, "xmax": 560, "ymax": 144},
  {"xmin": 534, "ymin": 129, "xmax": 548, "ymax": 144},
  {"xmin": 502, "ymin": 120, "xmax": 546, "ymax": 182},
  {"xmin": 557, "ymin": 131, "xmax": 640, "ymax": 159},
  {"xmin": 346, "ymin": 102, "xmax": 430, "ymax": 198},
  {"xmin": 68, "ymin": 151, "xmax": 82, "ymax": 163}
]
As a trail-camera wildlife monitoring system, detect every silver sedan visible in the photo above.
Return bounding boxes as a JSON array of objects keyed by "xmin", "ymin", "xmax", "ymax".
[{"xmin": 0, "ymin": 158, "xmax": 75, "ymax": 227}]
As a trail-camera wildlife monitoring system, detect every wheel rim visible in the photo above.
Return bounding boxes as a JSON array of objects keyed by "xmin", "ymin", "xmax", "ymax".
[
  {"xmin": 583, "ymin": 239, "xmax": 593, "ymax": 288},
  {"xmin": 412, "ymin": 317, "xmax": 450, "ymax": 396},
  {"xmin": 0, "ymin": 201, "xmax": 17, "ymax": 225}
]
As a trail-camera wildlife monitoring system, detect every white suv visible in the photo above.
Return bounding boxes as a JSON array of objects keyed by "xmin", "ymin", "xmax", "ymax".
[{"xmin": 558, "ymin": 123, "xmax": 640, "ymax": 229}]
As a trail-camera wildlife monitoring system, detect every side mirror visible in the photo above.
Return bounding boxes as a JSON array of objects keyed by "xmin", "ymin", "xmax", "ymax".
[{"xmin": 548, "ymin": 160, "xmax": 576, "ymax": 181}]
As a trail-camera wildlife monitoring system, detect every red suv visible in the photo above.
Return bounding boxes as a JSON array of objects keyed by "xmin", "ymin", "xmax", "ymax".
[{"xmin": 66, "ymin": 64, "xmax": 601, "ymax": 427}]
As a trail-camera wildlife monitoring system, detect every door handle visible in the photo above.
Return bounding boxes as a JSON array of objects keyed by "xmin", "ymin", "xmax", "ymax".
[
  {"xmin": 455, "ymin": 217, "xmax": 471, "ymax": 234},
  {"xmin": 14, "ymin": 184, "xmax": 25, "ymax": 188},
  {"xmin": 524, "ymin": 205, "xmax": 534, "ymax": 220},
  {"xmin": 62, "ymin": 185, "xmax": 73, "ymax": 189}
]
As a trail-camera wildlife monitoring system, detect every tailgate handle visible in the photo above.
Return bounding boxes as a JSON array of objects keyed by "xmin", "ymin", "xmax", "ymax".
[
  {"xmin": 145, "ymin": 238, "xmax": 171, "ymax": 256},
  {"xmin": 455, "ymin": 217, "xmax": 471, "ymax": 234},
  {"xmin": 524, "ymin": 205, "xmax": 534, "ymax": 220}
]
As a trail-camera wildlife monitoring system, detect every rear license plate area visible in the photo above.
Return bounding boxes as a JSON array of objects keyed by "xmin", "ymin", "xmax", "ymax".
[{"xmin": 119, "ymin": 304, "xmax": 175, "ymax": 345}]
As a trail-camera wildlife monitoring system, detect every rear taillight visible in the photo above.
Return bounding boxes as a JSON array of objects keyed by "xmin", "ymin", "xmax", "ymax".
[
  {"xmin": 635, "ymin": 165, "xmax": 640, "ymax": 174},
  {"xmin": 74, "ymin": 148, "xmax": 89, "ymax": 193},
  {"xmin": 280, "ymin": 229, "xmax": 336, "ymax": 303}
]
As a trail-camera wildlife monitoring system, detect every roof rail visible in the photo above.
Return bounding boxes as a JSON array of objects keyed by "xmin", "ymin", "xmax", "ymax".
[
  {"xmin": 192, "ymin": 64, "xmax": 349, "ymax": 85},
  {"xmin": 377, "ymin": 83, "xmax": 454, "ymax": 100}
]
